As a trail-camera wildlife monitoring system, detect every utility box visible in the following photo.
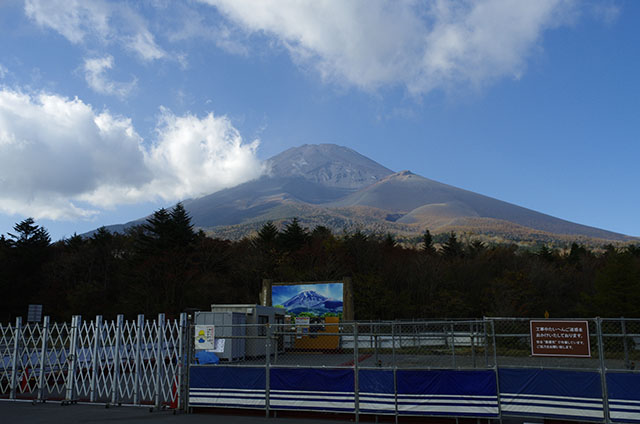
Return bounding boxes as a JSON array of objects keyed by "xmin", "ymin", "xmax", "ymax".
[
  {"xmin": 194, "ymin": 311, "xmax": 246, "ymax": 361},
  {"xmin": 210, "ymin": 304, "xmax": 285, "ymax": 358}
]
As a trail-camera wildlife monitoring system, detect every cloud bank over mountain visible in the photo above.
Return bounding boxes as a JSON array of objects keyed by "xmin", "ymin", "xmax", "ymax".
[
  {"xmin": 24, "ymin": 0, "xmax": 600, "ymax": 97},
  {"xmin": 0, "ymin": 88, "xmax": 264, "ymax": 220},
  {"xmin": 201, "ymin": 0, "xmax": 577, "ymax": 94}
]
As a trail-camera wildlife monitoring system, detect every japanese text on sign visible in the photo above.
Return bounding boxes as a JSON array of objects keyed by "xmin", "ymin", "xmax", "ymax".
[{"xmin": 530, "ymin": 320, "xmax": 590, "ymax": 357}]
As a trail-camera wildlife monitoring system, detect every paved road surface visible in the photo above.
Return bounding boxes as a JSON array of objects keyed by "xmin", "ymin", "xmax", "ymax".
[{"xmin": 0, "ymin": 401, "xmax": 356, "ymax": 424}]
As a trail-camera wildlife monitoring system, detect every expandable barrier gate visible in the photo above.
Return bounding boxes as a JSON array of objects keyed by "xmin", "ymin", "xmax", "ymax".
[{"xmin": 0, "ymin": 313, "xmax": 187, "ymax": 409}]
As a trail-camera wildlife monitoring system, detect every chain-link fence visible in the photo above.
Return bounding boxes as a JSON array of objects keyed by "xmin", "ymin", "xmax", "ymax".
[
  {"xmin": 187, "ymin": 318, "xmax": 640, "ymax": 370},
  {"xmin": 190, "ymin": 320, "xmax": 495, "ymax": 369},
  {"xmin": 600, "ymin": 318, "xmax": 640, "ymax": 371},
  {"xmin": 187, "ymin": 317, "xmax": 640, "ymax": 423}
]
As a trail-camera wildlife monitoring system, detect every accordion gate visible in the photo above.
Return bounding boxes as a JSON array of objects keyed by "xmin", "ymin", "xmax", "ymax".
[{"xmin": 0, "ymin": 313, "xmax": 187, "ymax": 409}]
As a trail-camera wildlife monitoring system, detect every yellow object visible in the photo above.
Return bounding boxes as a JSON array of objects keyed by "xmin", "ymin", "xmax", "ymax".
[{"xmin": 294, "ymin": 316, "xmax": 340, "ymax": 350}]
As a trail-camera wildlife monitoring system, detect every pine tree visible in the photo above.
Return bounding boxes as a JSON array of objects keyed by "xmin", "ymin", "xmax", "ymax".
[
  {"xmin": 256, "ymin": 221, "xmax": 279, "ymax": 246},
  {"xmin": 8, "ymin": 217, "xmax": 51, "ymax": 249},
  {"xmin": 278, "ymin": 218, "xmax": 309, "ymax": 251},
  {"xmin": 421, "ymin": 229, "xmax": 436, "ymax": 255},
  {"xmin": 169, "ymin": 203, "xmax": 195, "ymax": 247},
  {"xmin": 440, "ymin": 232, "xmax": 463, "ymax": 258}
]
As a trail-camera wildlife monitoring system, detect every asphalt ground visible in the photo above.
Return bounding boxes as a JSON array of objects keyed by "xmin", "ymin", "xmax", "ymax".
[{"xmin": 0, "ymin": 400, "xmax": 362, "ymax": 424}]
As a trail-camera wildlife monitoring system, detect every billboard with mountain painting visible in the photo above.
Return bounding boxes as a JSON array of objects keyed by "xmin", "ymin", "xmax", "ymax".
[{"xmin": 272, "ymin": 283, "xmax": 343, "ymax": 316}]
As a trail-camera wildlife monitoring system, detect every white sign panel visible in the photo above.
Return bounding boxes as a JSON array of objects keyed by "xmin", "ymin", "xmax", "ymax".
[
  {"xmin": 194, "ymin": 325, "xmax": 215, "ymax": 350},
  {"xmin": 213, "ymin": 338, "xmax": 225, "ymax": 353},
  {"xmin": 295, "ymin": 317, "xmax": 310, "ymax": 339}
]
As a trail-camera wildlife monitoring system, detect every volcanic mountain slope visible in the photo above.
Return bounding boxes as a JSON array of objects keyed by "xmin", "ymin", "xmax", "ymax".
[
  {"xmin": 99, "ymin": 144, "xmax": 635, "ymax": 243},
  {"xmin": 281, "ymin": 290, "xmax": 343, "ymax": 314},
  {"xmin": 182, "ymin": 144, "xmax": 393, "ymax": 228},
  {"xmin": 328, "ymin": 170, "xmax": 628, "ymax": 240}
]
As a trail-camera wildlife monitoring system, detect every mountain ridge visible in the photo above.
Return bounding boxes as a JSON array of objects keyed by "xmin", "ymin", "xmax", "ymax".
[{"xmin": 95, "ymin": 144, "xmax": 636, "ymax": 244}]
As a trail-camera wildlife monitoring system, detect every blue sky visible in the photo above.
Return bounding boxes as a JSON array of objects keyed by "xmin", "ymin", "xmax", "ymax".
[{"xmin": 0, "ymin": 0, "xmax": 638, "ymax": 241}]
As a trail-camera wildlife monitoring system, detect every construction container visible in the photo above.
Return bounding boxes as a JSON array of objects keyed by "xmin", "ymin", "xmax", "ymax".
[{"xmin": 194, "ymin": 311, "xmax": 246, "ymax": 361}]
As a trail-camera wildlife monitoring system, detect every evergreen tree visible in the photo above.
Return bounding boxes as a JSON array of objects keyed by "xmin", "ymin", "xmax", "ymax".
[
  {"xmin": 311, "ymin": 225, "xmax": 333, "ymax": 241},
  {"xmin": 383, "ymin": 233, "xmax": 396, "ymax": 248},
  {"xmin": 421, "ymin": 229, "xmax": 436, "ymax": 255},
  {"xmin": 256, "ymin": 221, "xmax": 279, "ymax": 246},
  {"xmin": 140, "ymin": 208, "xmax": 172, "ymax": 250},
  {"xmin": 169, "ymin": 203, "xmax": 195, "ymax": 247},
  {"xmin": 440, "ymin": 232, "xmax": 463, "ymax": 258},
  {"xmin": 537, "ymin": 245, "xmax": 556, "ymax": 262},
  {"xmin": 9, "ymin": 217, "xmax": 51, "ymax": 249},
  {"xmin": 3, "ymin": 218, "xmax": 52, "ymax": 320},
  {"xmin": 468, "ymin": 240, "xmax": 486, "ymax": 258},
  {"xmin": 278, "ymin": 218, "xmax": 309, "ymax": 251}
]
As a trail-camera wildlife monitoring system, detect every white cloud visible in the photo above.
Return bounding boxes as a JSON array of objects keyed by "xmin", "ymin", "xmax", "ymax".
[
  {"xmin": 200, "ymin": 0, "xmax": 576, "ymax": 95},
  {"xmin": 83, "ymin": 56, "xmax": 137, "ymax": 98},
  {"xmin": 24, "ymin": 0, "xmax": 167, "ymax": 62},
  {"xmin": 0, "ymin": 64, "xmax": 8, "ymax": 79},
  {"xmin": 24, "ymin": 0, "xmax": 110, "ymax": 45},
  {"xmin": 590, "ymin": 3, "xmax": 620, "ymax": 26},
  {"xmin": 167, "ymin": 6, "xmax": 249, "ymax": 56},
  {"xmin": 0, "ymin": 88, "xmax": 265, "ymax": 220},
  {"xmin": 145, "ymin": 109, "xmax": 263, "ymax": 201},
  {"xmin": 125, "ymin": 30, "xmax": 167, "ymax": 61}
]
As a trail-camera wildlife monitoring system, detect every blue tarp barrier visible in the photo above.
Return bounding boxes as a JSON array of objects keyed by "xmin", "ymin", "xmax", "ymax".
[
  {"xmin": 359, "ymin": 369, "xmax": 395, "ymax": 415},
  {"xmin": 499, "ymin": 368, "xmax": 603, "ymax": 421},
  {"xmin": 270, "ymin": 368, "xmax": 355, "ymax": 413},
  {"xmin": 189, "ymin": 366, "xmax": 266, "ymax": 409},
  {"xmin": 607, "ymin": 372, "xmax": 640, "ymax": 423},
  {"xmin": 396, "ymin": 369, "xmax": 499, "ymax": 417}
]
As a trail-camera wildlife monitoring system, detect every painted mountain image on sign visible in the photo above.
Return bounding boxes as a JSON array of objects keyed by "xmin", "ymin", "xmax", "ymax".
[{"xmin": 272, "ymin": 283, "xmax": 343, "ymax": 316}]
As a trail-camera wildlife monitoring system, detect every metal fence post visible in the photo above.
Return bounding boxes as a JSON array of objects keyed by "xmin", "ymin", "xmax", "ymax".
[
  {"xmin": 391, "ymin": 322, "xmax": 396, "ymax": 368},
  {"xmin": 450, "ymin": 323, "xmax": 456, "ymax": 368},
  {"xmin": 596, "ymin": 318, "xmax": 611, "ymax": 424},
  {"xmin": 90, "ymin": 315, "xmax": 102, "ymax": 402},
  {"xmin": 66, "ymin": 315, "xmax": 81, "ymax": 402},
  {"xmin": 37, "ymin": 316, "xmax": 50, "ymax": 402},
  {"xmin": 274, "ymin": 324, "xmax": 279, "ymax": 365},
  {"xmin": 133, "ymin": 314, "xmax": 143, "ymax": 405},
  {"xmin": 490, "ymin": 319, "xmax": 502, "ymax": 422},
  {"xmin": 470, "ymin": 322, "xmax": 476, "ymax": 369},
  {"xmin": 354, "ymin": 323, "xmax": 359, "ymax": 423},
  {"xmin": 111, "ymin": 314, "xmax": 123, "ymax": 405},
  {"xmin": 374, "ymin": 323, "xmax": 379, "ymax": 366},
  {"xmin": 178, "ymin": 312, "xmax": 187, "ymax": 411},
  {"xmin": 265, "ymin": 324, "xmax": 271, "ymax": 418},
  {"xmin": 392, "ymin": 322, "xmax": 398, "ymax": 424},
  {"xmin": 483, "ymin": 319, "xmax": 489, "ymax": 367},
  {"xmin": 9, "ymin": 317, "xmax": 22, "ymax": 400},
  {"xmin": 155, "ymin": 313, "xmax": 165, "ymax": 410},
  {"xmin": 621, "ymin": 317, "xmax": 630, "ymax": 369},
  {"xmin": 185, "ymin": 316, "xmax": 194, "ymax": 414}
]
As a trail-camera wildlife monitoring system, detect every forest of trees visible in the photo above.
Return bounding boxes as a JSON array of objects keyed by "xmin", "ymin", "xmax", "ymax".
[{"xmin": 1, "ymin": 204, "xmax": 639, "ymax": 322}]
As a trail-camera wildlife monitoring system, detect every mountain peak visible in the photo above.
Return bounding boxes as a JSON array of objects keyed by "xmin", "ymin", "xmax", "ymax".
[
  {"xmin": 282, "ymin": 290, "xmax": 329, "ymax": 308},
  {"xmin": 266, "ymin": 144, "xmax": 393, "ymax": 189}
]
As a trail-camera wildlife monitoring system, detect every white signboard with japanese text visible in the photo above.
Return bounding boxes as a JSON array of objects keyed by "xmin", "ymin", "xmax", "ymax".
[{"xmin": 530, "ymin": 320, "xmax": 591, "ymax": 357}]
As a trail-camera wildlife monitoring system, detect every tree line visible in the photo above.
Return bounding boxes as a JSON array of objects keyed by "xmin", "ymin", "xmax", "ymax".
[{"xmin": 1, "ymin": 205, "xmax": 639, "ymax": 322}]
